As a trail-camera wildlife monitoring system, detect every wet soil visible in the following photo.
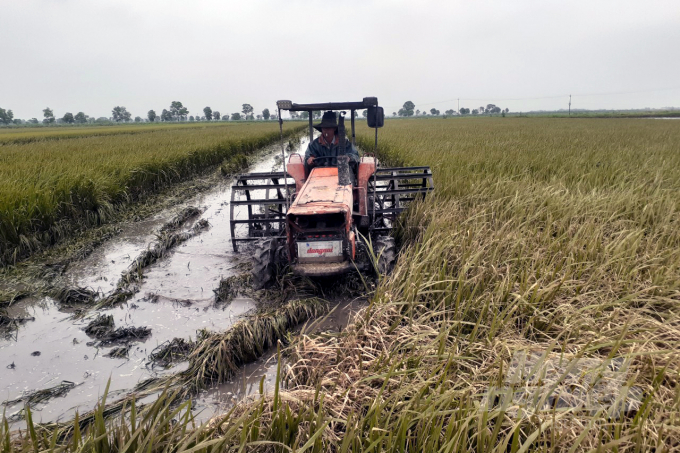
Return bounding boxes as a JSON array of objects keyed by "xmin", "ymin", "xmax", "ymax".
[{"xmin": 1, "ymin": 135, "xmax": 367, "ymax": 428}]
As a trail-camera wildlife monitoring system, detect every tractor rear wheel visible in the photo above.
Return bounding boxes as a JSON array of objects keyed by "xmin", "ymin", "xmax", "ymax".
[
  {"xmin": 373, "ymin": 236, "xmax": 396, "ymax": 276},
  {"xmin": 252, "ymin": 238, "xmax": 281, "ymax": 289}
]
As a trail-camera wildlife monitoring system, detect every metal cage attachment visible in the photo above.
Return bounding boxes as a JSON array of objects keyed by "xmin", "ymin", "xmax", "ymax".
[
  {"xmin": 229, "ymin": 171, "xmax": 294, "ymax": 252},
  {"xmin": 367, "ymin": 166, "xmax": 434, "ymax": 233}
]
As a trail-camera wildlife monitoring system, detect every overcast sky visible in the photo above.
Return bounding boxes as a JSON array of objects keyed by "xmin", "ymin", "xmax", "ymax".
[{"xmin": 2, "ymin": 0, "xmax": 679, "ymax": 119}]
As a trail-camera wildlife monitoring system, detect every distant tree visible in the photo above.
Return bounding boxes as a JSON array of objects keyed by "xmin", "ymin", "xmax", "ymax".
[
  {"xmin": 203, "ymin": 106, "xmax": 213, "ymax": 121},
  {"xmin": 201, "ymin": 116, "xmax": 206, "ymax": 120},
  {"xmin": 430, "ymin": 108, "xmax": 440, "ymax": 116},
  {"xmin": 300, "ymin": 111, "xmax": 309, "ymax": 119},
  {"xmin": 112, "ymin": 106, "xmax": 131, "ymax": 122},
  {"xmin": 398, "ymin": 108, "xmax": 406, "ymax": 117},
  {"xmin": 479, "ymin": 106, "xmax": 485, "ymax": 114},
  {"xmin": 29, "ymin": 118, "xmax": 39, "ymax": 124},
  {"xmin": 222, "ymin": 115, "xmax": 230, "ymax": 121},
  {"xmin": 62, "ymin": 112, "xmax": 75, "ymax": 123},
  {"xmin": 189, "ymin": 116, "xmax": 195, "ymax": 121},
  {"xmin": 170, "ymin": 101, "xmax": 188, "ymax": 121},
  {"xmin": 161, "ymin": 109, "xmax": 173, "ymax": 121},
  {"xmin": 242, "ymin": 104, "xmax": 254, "ymax": 117},
  {"xmin": 0, "ymin": 108, "xmax": 14, "ymax": 125},
  {"xmin": 416, "ymin": 110, "xmax": 421, "ymax": 116},
  {"xmin": 402, "ymin": 101, "xmax": 415, "ymax": 116},
  {"xmin": 256, "ymin": 114, "xmax": 262, "ymax": 120},
  {"xmin": 392, "ymin": 112, "xmax": 397, "ymax": 117},
  {"xmin": 459, "ymin": 108, "xmax": 470, "ymax": 115},
  {"xmin": 262, "ymin": 108, "xmax": 270, "ymax": 120},
  {"xmin": 134, "ymin": 116, "xmax": 142, "ymax": 122},
  {"xmin": 270, "ymin": 113, "xmax": 278, "ymax": 121},
  {"xmin": 505, "ymin": 108, "xmax": 510, "ymax": 113},
  {"xmin": 445, "ymin": 109, "xmax": 455, "ymax": 116},
  {"xmin": 74, "ymin": 112, "xmax": 87, "ymax": 123},
  {"xmin": 12, "ymin": 119, "xmax": 22, "ymax": 125},
  {"xmin": 289, "ymin": 111, "xmax": 299, "ymax": 119},
  {"xmin": 313, "ymin": 110, "xmax": 321, "ymax": 119},
  {"xmin": 231, "ymin": 112, "xmax": 242, "ymax": 121},
  {"xmin": 361, "ymin": 109, "xmax": 367, "ymax": 118},
  {"xmin": 482, "ymin": 104, "xmax": 501, "ymax": 114},
  {"xmin": 43, "ymin": 107, "xmax": 55, "ymax": 124},
  {"xmin": 213, "ymin": 111, "xmax": 221, "ymax": 120},
  {"xmin": 472, "ymin": 109, "xmax": 479, "ymax": 115}
]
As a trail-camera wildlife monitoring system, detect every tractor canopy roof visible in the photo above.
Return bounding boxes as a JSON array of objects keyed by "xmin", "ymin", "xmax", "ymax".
[{"xmin": 276, "ymin": 98, "xmax": 378, "ymax": 112}]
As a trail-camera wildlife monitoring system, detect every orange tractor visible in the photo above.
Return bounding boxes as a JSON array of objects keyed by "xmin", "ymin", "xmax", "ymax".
[{"xmin": 229, "ymin": 98, "xmax": 433, "ymax": 288}]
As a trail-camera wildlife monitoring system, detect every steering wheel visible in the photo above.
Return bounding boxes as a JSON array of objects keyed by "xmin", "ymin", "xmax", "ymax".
[{"xmin": 309, "ymin": 156, "xmax": 339, "ymax": 166}]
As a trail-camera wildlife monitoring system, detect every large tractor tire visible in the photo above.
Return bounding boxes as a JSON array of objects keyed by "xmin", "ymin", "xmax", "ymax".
[
  {"xmin": 252, "ymin": 238, "xmax": 280, "ymax": 289},
  {"xmin": 373, "ymin": 236, "xmax": 396, "ymax": 276}
]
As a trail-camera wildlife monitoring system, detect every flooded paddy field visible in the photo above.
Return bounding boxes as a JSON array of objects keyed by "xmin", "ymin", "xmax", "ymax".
[{"xmin": 0, "ymin": 135, "xmax": 366, "ymax": 428}]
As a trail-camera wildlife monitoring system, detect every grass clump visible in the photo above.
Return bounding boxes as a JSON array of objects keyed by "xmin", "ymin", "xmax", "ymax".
[
  {"xmin": 220, "ymin": 153, "xmax": 249, "ymax": 176},
  {"xmin": 83, "ymin": 314, "xmax": 114, "ymax": 338},
  {"xmin": 147, "ymin": 338, "xmax": 194, "ymax": 368}
]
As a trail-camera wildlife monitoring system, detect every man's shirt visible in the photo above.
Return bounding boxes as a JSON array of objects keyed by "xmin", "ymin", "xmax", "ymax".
[{"xmin": 303, "ymin": 135, "xmax": 359, "ymax": 172}]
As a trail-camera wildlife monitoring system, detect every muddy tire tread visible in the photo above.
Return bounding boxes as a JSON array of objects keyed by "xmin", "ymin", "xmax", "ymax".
[
  {"xmin": 252, "ymin": 238, "xmax": 278, "ymax": 289},
  {"xmin": 374, "ymin": 236, "xmax": 396, "ymax": 276}
]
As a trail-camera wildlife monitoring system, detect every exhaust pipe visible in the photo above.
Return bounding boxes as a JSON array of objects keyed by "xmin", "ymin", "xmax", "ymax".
[
  {"xmin": 337, "ymin": 112, "xmax": 351, "ymax": 186},
  {"xmin": 337, "ymin": 155, "xmax": 351, "ymax": 186}
]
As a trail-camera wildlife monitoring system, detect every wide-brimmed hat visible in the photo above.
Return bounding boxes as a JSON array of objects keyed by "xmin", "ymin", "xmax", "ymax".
[{"xmin": 313, "ymin": 111, "xmax": 338, "ymax": 132}]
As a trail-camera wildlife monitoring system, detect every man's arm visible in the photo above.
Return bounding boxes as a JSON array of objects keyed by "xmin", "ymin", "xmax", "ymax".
[
  {"xmin": 304, "ymin": 141, "xmax": 318, "ymax": 171},
  {"xmin": 345, "ymin": 140, "xmax": 360, "ymax": 163}
]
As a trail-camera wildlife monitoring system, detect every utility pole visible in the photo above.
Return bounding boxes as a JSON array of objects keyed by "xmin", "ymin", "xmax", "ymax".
[
  {"xmin": 569, "ymin": 95, "xmax": 572, "ymax": 116},
  {"xmin": 457, "ymin": 98, "xmax": 460, "ymax": 113}
]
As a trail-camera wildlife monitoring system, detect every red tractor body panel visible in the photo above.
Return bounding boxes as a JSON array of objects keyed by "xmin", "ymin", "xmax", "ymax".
[
  {"xmin": 357, "ymin": 157, "xmax": 376, "ymax": 216},
  {"xmin": 286, "ymin": 166, "xmax": 355, "ymax": 276}
]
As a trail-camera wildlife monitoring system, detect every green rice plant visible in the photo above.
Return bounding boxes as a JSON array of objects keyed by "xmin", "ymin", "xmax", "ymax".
[{"xmin": 0, "ymin": 122, "xmax": 304, "ymax": 265}]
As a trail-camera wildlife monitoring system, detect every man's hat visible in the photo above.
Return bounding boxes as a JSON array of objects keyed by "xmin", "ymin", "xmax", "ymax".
[{"xmin": 313, "ymin": 111, "xmax": 338, "ymax": 132}]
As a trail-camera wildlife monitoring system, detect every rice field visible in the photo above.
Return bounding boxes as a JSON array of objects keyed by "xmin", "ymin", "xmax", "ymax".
[
  {"xmin": 0, "ymin": 121, "xmax": 270, "ymax": 145},
  {"xmin": 3, "ymin": 117, "xmax": 680, "ymax": 451},
  {"xmin": 0, "ymin": 122, "xmax": 303, "ymax": 265}
]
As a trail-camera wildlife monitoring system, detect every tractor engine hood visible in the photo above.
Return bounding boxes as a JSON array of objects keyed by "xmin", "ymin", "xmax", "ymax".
[{"xmin": 287, "ymin": 167, "xmax": 353, "ymax": 217}]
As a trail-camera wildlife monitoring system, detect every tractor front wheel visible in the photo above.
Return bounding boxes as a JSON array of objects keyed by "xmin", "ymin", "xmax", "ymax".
[
  {"xmin": 373, "ymin": 236, "xmax": 396, "ymax": 276},
  {"xmin": 252, "ymin": 238, "xmax": 281, "ymax": 289}
]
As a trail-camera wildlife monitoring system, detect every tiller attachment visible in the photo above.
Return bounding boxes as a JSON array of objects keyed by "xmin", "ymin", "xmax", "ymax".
[
  {"xmin": 368, "ymin": 166, "xmax": 434, "ymax": 233},
  {"xmin": 229, "ymin": 171, "xmax": 294, "ymax": 252}
]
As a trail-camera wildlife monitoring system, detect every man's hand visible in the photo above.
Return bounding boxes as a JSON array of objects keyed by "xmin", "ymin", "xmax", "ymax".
[{"xmin": 306, "ymin": 156, "xmax": 315, "ymax": 166}]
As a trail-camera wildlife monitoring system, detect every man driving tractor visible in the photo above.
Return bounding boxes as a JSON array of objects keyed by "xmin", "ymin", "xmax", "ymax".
[{"xmin": 304, "ymin": 111, "xmax": 360, "ymax": 173}]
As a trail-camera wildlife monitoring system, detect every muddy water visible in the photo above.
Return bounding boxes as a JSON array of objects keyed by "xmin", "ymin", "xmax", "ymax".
[{"xmin": 1, "ymin": 137, "xmax": 346, "ymax": 427}]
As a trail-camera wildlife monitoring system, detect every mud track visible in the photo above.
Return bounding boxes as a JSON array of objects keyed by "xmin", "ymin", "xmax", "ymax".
[{"xmin": 0, "ymin": 136, "xmax": 369, "ymax": 428}]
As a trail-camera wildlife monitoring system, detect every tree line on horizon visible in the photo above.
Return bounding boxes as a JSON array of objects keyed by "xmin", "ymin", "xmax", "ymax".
[
  {"xmin": 395, "ymin": 101, "xmax": 510, "ymax": 117},
  {"xmin": 0, "ymin": 102, "xmax": 281, "ymax": 126},
  {"xmin": 1, "ymin": 100, "xmax": 515, "ymax": 127}
]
